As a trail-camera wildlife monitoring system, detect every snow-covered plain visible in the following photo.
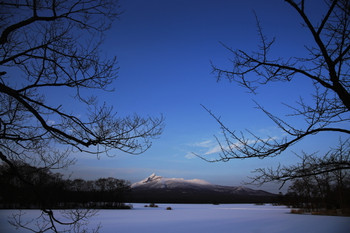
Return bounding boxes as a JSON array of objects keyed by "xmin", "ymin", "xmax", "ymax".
[{"xmin": 1, "ymin": 204, "xmax": 350, "ymax": 233}]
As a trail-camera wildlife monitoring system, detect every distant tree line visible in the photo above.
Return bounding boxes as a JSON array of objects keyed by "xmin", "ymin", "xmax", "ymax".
[
  {"xmin": 129, "ymin": 188, "xmax": 275, "ymax": 204},
  {"xmin": 280, "ymin": 166, "xmax": 350, "ymax": 215},
  {"xmin": 0, "ymin": 162, "xmax": 131, "ymax": 209}
]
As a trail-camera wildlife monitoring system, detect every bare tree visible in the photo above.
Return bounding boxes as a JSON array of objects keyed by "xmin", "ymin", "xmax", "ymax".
[
  {"xmin": 200, "ymin": 0, "xmax": 350, "ymax": 186},
  {"xmin": 250, "ymin": 138, "xmax": 350, "ymax": 188},
  {"xmin": 0, "ymin": 0, "xmax": 163, "ymax": 232},
  {"xmin": 281, "ymin": 143, "xmax": 350, "ymax": 212}
]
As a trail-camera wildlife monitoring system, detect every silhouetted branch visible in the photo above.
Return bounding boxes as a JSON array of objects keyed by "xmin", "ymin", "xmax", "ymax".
[
  {"xmin": 249, "ymin": 138, "xmax": 350, "ymax": 188},
  {"xmin": 0, "ymin": 1, "xmax": 163, "ymax": 232},
  {"xmin": 202, "ymin": 0, "xmax": 350, "ymax": 163}
]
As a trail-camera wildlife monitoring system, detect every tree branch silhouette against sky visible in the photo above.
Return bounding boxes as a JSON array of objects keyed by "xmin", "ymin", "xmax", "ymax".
[
  {"xmin": 57, "ymin": 0, "xmax": 347, "ymax": 193},
  {"xmin": 6, "ymin": 0, "xmax": 346, "ymax": 194}
]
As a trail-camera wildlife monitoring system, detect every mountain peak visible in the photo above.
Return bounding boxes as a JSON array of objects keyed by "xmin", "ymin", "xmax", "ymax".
[
  {"xmin": 130, "ymin": 174, "xmax": 276, "ymax": 203},
  {"xmin": 130, "ymin": 173, "xmax": 163, "ymax": 188},
  {"xmin": 131, "ymin": 174, "xmax": 212, "ymax": 189},
  {"xmin": 143, "ymin": 173, "xmax": 162, "ymax": 183}
]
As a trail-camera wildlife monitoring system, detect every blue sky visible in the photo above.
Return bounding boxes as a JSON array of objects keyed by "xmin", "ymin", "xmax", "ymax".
[{"xmin": 60, "ymin": 0, "xmax": 343, "ymax": 193}]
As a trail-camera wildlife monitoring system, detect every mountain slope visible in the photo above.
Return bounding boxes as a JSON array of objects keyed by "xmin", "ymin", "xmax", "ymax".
[
  {"xmin": 129, "ymin": 174, "xmax": 276, "ymax": 203},
  {"xmin": 131, "ymin": 173, "xmax": 212, "ymax": 189}
]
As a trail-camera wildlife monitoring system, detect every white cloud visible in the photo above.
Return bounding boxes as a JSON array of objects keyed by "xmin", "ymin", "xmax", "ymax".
[
  {"xmin": 184, "ymin": 139, "xmax": 215, "ymax": 159},
  {"xmin": 185, "ymin": 136, "xmax": 279, "ymax": 159},
  {"xmin": 203, "ymin": 137, "xmax": 279, "ymax": 156},
  {"xmin": 204, "ymin": 145, "xmax": 222, "ymax": 155},
  {"xmin": 185, "ymin": 152, "xmax": 197, "ymax": 159},
  {"xmin": 189, "ymin": 139, "xmax": 214, "ymax": 148}
]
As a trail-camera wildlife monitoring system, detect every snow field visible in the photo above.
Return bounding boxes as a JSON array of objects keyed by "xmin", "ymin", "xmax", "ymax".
[{"xmin": 1, "ymin": 204, "xmax": 350, "ymax": 233}]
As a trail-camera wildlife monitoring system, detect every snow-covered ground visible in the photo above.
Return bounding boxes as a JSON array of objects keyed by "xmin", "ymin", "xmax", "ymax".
[{"xmin": 1, "ymin": 204, "xmax": 350, "ymax": 233}]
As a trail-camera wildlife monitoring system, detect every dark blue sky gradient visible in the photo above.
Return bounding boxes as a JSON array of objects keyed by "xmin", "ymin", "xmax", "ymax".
[{"xmin": 63, "ymin": 0, "xmax": 342, "ymax": 193}]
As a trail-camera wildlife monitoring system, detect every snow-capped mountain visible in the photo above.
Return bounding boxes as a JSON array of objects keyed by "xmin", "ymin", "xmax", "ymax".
[
  {"xmin": 131, "ymin": 173, "xmax": 212, "ymax": 189},
  {"xmin": 129, "ymin": 173, "xmax": 276, "ymax": 203}
]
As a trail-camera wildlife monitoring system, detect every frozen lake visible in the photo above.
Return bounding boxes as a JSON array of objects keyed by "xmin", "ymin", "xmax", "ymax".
[{"xmin": 1, "ymin": 204, "xmax": 350, "ymax": 233}]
